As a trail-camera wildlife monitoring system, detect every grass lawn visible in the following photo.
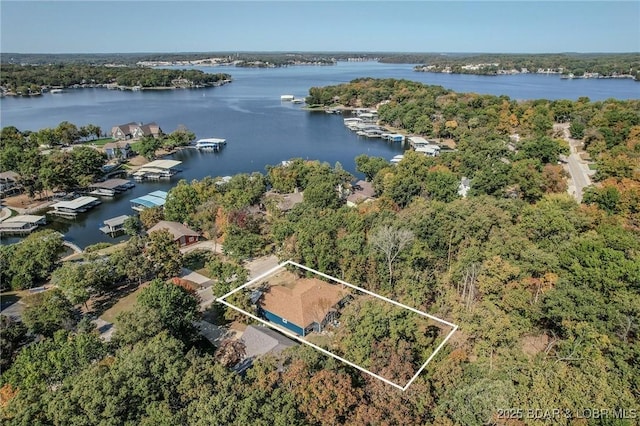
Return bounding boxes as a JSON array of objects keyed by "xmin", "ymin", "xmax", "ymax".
[
  {"xmin": 99, "ymin": 285, "xmax": 146, "ymax": 323},
  {"xmin": 588, "ymin": 163, "xmax": 598, "ymax": 170},
  {"xmin": 82, "ymin": 137, "xmax": 115, "ymax": 147}
]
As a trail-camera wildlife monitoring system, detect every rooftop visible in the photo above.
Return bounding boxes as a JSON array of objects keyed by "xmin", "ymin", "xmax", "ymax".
[
  {"xmin": 148, "ymin": 220, "xmax": 199, "ymax": 240},
  {"xmin": 138, "ymin": 159, "xmax": 182, "ymax": 171},
  {"xmin": 51, "ymin": 196, "xmax": 98, "ymax": 210},
  {"xmin": 260, "ymin": 277, "xmax": 348, "ymax": 328}
]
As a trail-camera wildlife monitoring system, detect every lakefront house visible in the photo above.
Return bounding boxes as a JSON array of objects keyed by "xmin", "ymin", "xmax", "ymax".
[{"xmin": 111, "ymin": 122, "xmax": 162, "ymax": 140}]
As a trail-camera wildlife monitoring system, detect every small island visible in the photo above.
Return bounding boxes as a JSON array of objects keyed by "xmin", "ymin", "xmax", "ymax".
[{"xmin": 0, "ymin": 64, "xmax": 231, "ymax": 97}]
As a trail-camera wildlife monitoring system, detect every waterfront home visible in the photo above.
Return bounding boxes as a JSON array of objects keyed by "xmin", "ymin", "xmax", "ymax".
[
  {"xmin": 264, "ymin": 190, "xmax": 304, "ymax": 212},
  {"xmin": 111, "ymin": 122, "xmax": 162, "ymax": 140},
  {"xmin": 147, "ymin": 220, "xmax": 200, "ymax": 247},
  {"xmin": 88, "ymin": 178, "xmax": 135, "ymax": 197},
  {"xmin": 0, "ymin": 171, "xmax": 21, "ymax": 197},
  {"xmin": 132, "ymin": 159, "xmax": 182, "ymax": 181},
  {"xmin": 104, "ymin": 141, "xmax": 133, "ymax": 159},
  {"xmin": 0, "ymin": 215, "xmax": 46, "ymax": 235},
  {"xmin": 130, "ymin": 190, "xmax": 168, "ymax": 211},
  {"xmin": 49, "ymin": 196, "xmax": 101, "ymax": 217},
  {"xmin": 257, "ymin": 277, "xmax": 349, "ymax": 337},
  {"xmin": 99, "ymin": 215, "xmax": 130, "ymax": 234},
  {"xmin": 346, "ymin": 180, "xmax": 376, "ymax": 207}
]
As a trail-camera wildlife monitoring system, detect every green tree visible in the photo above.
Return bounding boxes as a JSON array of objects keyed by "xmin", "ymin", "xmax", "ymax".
[
  {"xmin": 0, "ymin": 315, "xmax": 28, "ymax": 370},
  {"xmin": 123, "ymin": 215, "xmax": 143, "ymax": 236},
  {"xmin": 355, "ymin": 154, "xmax": 390, "ymax": 182},
  {"xmin": 303, "ymin": 174, "xmax": 341, "ymax": 209},
  {"xmin": 222, "ymin": 224, "xmax": 263, "ymax": 260},
  {"xmin": 22, "ymin": 289, "xmax": 77, "ymax": 337},
  {"xmin": 55, "ymin": 121, "xmax": 80, "ymax": 145},
  {"xmin": 135, "ymin": 135, "xmax": 162, "ymax": 160},
  {"xmin": 146, "ymin": 229, "xmax": 183, "ymax": 279},
  {"xmin": 163, "ymin": 179, "xmax": 200, "ymax": 223},
  {"xmin": 112, "ymin": 306, "xmax": 164, "ymax": 347},
  {"xmin": 206, "ymin": 256, "xmax": 248, "ymax": 296},
  {"xmin": 137, "ymin": 279, "xmax": 200, "ymax": 342},
  {"xmin": 6, "ymin": 229, "xmax": 64, "ymax": 290}
]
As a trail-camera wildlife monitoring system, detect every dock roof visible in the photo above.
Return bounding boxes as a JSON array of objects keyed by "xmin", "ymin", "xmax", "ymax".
[
  {"xmin": 103, "ymin": 215, "xmax": 130, "ymax": 227},
  {"xmin": 51, "ymin": 196, "xmax": 98, "ymax": 210},
  {"xmin": 130, "ymin": 191, "xmax": 167, "ymax": 208},
  {"xmin": 196, "ymin": 138, "xmax": 226, "ymax": 144},
  {"xmin": 3, "ymin": 215, "xmax": 45, "ymax": 224},
  {"xmin": 138, "ymin": 160, "xmax": 181, "ymax": 171},
  {"xmin": 89, "ymin": 179, "xmax": 132, "ymax": 189}
]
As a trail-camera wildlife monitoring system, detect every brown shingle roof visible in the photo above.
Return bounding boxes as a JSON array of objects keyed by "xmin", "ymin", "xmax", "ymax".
[
  {"xmin": 260, "ymin": 278, "xmax": 348, "ymax": 328},
  {"xmin": 147, "ymin": 220, "xmax": 199, "ymax": 241}
]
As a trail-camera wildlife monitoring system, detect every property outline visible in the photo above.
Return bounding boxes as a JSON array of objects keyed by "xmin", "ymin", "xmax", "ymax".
[{"xmin": 217, "ymin": 260, "xmax": 459, "ymax": 391}]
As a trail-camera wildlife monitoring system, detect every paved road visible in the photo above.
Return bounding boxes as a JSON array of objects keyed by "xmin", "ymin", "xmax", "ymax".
[{"xmin": 555, "ymin": 123, "xmax": 592, "ymax": 202}]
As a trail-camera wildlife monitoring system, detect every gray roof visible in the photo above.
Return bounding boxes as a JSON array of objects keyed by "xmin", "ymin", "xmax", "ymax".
[
  {"xmin": 103, "ymin": 215, "xmax": 129, "ymax": 227},
  {"xmin": 241, "ymin": 325, "xmax": 297, "ymax": 360}
]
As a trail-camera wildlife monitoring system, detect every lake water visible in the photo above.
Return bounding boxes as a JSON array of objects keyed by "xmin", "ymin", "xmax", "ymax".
[{"xmin": 1, "ymin": 62, "xmax": 638, "ymax": 247}]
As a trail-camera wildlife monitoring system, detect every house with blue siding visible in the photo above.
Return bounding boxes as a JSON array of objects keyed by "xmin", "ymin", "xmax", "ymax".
[{"xmin": 258, "ymin": 277, "xmax": 349, "ymax": 337}]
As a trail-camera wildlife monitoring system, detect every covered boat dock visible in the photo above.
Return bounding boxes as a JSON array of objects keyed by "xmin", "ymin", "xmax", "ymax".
[
  {"xmin": 132, "ymin": 160, "xmax": 182, "ymax": 181},
  {"xmin": 99, "ymin": 214, "xmax": 130, "ymax": 234},
  {"xmin": 130, "ymin": 190, "xmax": 168, "ymax": 212},
  {"xmin": 88, "ymin": 178, "xmax": 135, "ymax": 197},
  {"xmin": 195, "ymin": 138, "xmax": 227, "ymax": 151},
  {"xmin": 0, "ymin": 215, "xmax": 47, "ymax": 235},
  {"xmin": 49, "ymin": 196, "xmax": 101, "ymax": 217}
]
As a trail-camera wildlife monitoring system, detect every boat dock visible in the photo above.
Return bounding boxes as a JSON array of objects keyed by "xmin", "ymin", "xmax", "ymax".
[
  {"xmin": 0, "ymin": 215, "xmax": 47, "ymax": 235},
  {"xmin": 49, "ymin": 196, "xmax": 101, "ymax": 217},
  {"xmin": 99, "ymin": 214, "xmax": 130, "ymax": 234},
  {"xmin": 132, "ymin": 160, "xmax": 182, "ymax": 181},
  {"xmin": 88, "ymin": 178, "xmax": 135, "ymax": 197},
  {"xmin": 130, "ymin": 190, "xmax": 168, "ymax": 212},
  {"xmin": 195, "ymin": 138, "xmax": 227, "ymax": 151}
]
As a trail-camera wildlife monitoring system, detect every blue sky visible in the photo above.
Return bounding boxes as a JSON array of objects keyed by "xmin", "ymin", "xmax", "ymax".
[{"xmin": 1, "ymin": 1, "xmax": 638, "ymax": 53}]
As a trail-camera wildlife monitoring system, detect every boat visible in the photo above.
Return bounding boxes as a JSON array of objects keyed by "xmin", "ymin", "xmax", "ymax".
[
  {"xmin": 195, "ymin": 138, "xmax": 227, "ymax": 151},
  {"xmin": 291, "ymin": 98, "xmax": 305, "ymax": 104},
  {"xmin": 280, "ymin": 95, "xmax": 294, "ymax": 101},
  {"xmin": 50, "ymin": 89, "xmax": 64, "ymax": 94}
]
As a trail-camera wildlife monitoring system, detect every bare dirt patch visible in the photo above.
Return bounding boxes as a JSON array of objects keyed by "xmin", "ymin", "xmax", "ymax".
[
  {"xmin": 2, "ymin": 193, "xmax": 52, "ymax": 211},
  {"xmin": 521, "ymin": 334, "xmax": 550, "ymax": 357}
]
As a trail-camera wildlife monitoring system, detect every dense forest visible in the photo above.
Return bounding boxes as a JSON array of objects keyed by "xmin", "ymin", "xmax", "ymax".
[
  {"xmin": 0, "ymin": 64, "xmax": 231, "ymax": 95},
  {"xmin": 3, "ymin": 52, "xmax": 637, "ymax": 78},
  {"xmin": 1, "ymin": 80, "xmax": 639, "ymax": 424},
  {"xmin": 387, "ymin": 53, "xmax": 640, "ymax": 79}
]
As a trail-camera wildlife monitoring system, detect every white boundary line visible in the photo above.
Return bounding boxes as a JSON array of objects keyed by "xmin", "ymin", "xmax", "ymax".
[{"xmin": 217, "ymin": 260, "xmax": 458, "ymax": 390}]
